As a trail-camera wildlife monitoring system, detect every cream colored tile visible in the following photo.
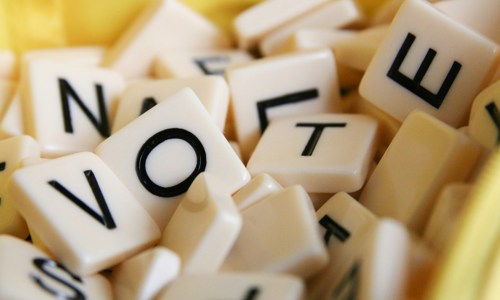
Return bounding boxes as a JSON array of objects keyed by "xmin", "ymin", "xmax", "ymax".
[
  {"xmin": 0, "ymin": 136, "xmax": 40, "ymax": 238},
  {"xmin": 229, "ymin": 141, "xmax": 243, "ymax": 161},
  {"xmin": 247, "ymin": 113, "xmax": 378, "ymax": 193},
  {"xmin": 359, "ymin": 110, "xmax": 480, "ymax": 234},
  {"xmin": 96, "ymin": 88, "xmax": 250, "ymax": 230},
  {"xmin": 111, "ymin": 246, "xmax": 180, "ymax": 300},
  {"xmin": 274, "ymin": 29, "xmax": 354, "ymax": 55},
  {"xmin": 359, "ymin": 0, "xmax": 499, "ymax": 127},
  {"xmin": 7, "ymin": 152, "xmax": 161, "ymax": 275},
  {"xmin": 0, "ymin": 90, "xmax": 24, "ymax": 139},
  {"xmin": 156, "ymin": 273, "xmax": 305, "ymax": 300},
  {"xmin": 23, "ymin": 46, "xmax": 105, "ymax": 67},
  {"xmin": 260, "ymin": 0, "xmax": 361, "ymax": 56},
  {"xmin": 21, "ymin": 60, "xmax": 125, "ymax": 158},
  {"xmin": 160, "ymin": 173, "xmax": 241, "ymax": 274},
  {"xmin": 0, "ymin": 51, "xmax": 17, "ymax": 80},
  {"xmin": 102, "ymin": 0, "xmax": 230, "ymax": 79},
  {"xmin": 468, "ymin": 80, "xmax": 500, "ymax": 149},
  {"xmin": 227, "ymin": 49, "xmax": 341, "ymax": 160},
  {"xmin": 112, "ymin": 77, "xmax": 229, "ymax": 133},
  {"xmin": 222, "ymin": 185, "xmax": 328, "ymax": 279},
  {"xmin": 233, "ymin": 0, "xmax": 328, "ymax": 50},
  {"xmin": 0, "ymin": 235, "xmax": 112, "ymax": 299},
  {"xmin": 154, "ymin": 49, "xmax": 253, "ymax": 78},
  {"xmin": 233, "ymin": 173, "xmax": 283, "ymax": 211}
]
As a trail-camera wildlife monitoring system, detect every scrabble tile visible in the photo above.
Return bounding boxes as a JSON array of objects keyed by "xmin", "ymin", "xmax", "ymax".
[
  {"xmin": 0, "ymin": 135, "xmax": 40, "ymax": 238},
  {"xmin": 423, "ymin": 183, "xmax": 471, "ymax": 253},
  {"xmin": 226, "ymin": 48, "xmax": 342, "ymax": 160},
  {"xmin": 0, "ymin": 79, "xmax": 16, "ymax": 118},
  {"xmin": 7, "ymin": 152, "xmax": 161, "ymax": 275},
  {"xmin": 0, "ymin": 90, "xmax": 24, "ymax": 138},
  {"xmin": 160, "ymin": 173, "xmax": 242, "ymax": 274},
  {"xmin": 222, "ymin": 185, "xmax": 328, "ymax": 279},
  {"xmin": 259, "ymin": 0, "xmax": 361, "ymax": 56},
  {"xmin": 232, "ymin": 173, "xmax": 283, "ymax": 211},
  {"xmin": 233, "ymin": 0, "xmax": 328, "ymax": 50},
  {"xmin": 359, "ymin": 110, "xmax": 480, "ymax": 234},
  {"xmin": 468, "ymin": 80, "xmax": 500, "ymax": 149},
  {"xmin": 0, "ymin": 50, "xmax": 16, "ymax": 79},
  {"xmin": 359, "ymin": 0, "xmax": 499, "ymax": 127},
  {"xmin": 111, "ymin": 246, "xmax": 181, "ymax": 300},
  {"xmin": 229, "ymin": 141, "xmax": 243, "ymax": 161},
  {"xmin": 112, "ymin": 76, "xmax": 230, "ymax": 133},
  {"xmin": 102, "ymin": 0, "xmax": 231, "ymax": 79},
  {"xmin": 23, "ymin": 46, "xmax": 105, "ymax": 67},
  {"xmin": 307, "ymin": 192, "xmax": 378, "ymax": 300},
  {"xmin": 95, "ymin": 88, "xmax": 250, "ymax": 229},
  {"xmin": 21, "ymin": 60, "xmax": 125, "ymax": 157},
  {"xmin": 247, "ymin": 113, "xmax": 378, "ymax": 193},
  {"xmin": 156, "ymin": 273, "xmax": 305, "ymax": 300},
  {"xmin": 153, "ymin": 49, "xmax": 253, "ymax": 78},
  {"xmin": 0, "ymin": 235, "xmax": 112, "ymax": 300}
]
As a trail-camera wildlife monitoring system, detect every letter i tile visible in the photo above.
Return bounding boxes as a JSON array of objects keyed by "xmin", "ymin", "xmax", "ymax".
[
  {"xmin": 7, "ymin": 152, "xmax": 161, "ymax": 276},
  {"xmin": 359, "ymin": 0, "xmax": 499, "ymax": 127}
]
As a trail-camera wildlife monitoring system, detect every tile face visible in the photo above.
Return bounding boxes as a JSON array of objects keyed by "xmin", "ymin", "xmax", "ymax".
[
  {"xmin": 22, "ymin": 60, "xmax": 125, "ymax": 157},
  {"xmin": 359, "ymin": 0, "xmax": 499, "ymax": 127},
  {"xmin": 160, "ymin": 173, "xmax": 242, "ymax": 274},
  {"xmin": 227, "ymin": 49, "xmax": 341, "ymax": 160},
  {"xmin": 102, "ymin": 0, "xmax": 231, "ymax": 79},
  {"xmin": 154, "ymin": 49, "xmax": 253, "ymax": 78},
  {"xmin": 468, "ymin": 80, "xmax": 500, "ymax": 149},
  {"xmin": 156, "ymin": 273, "xmax": 305, "ymax": 300},
  {"xmin": 0, "ymin": 136, "xmax": 40, "ymax": 238},
  {"xmin": 23, "ymin": 46, "xmax": 105, "ymax": 67},
  {"xmin": 0, "ymin": 235, "xmax": 112, "ymax": 300},
  {"xmin": 233, "ymin": 173, "xmax": 283, "ymax": 211},
  {"xmin": 247, "ymin": 113, "xmax": 378, "ymax": 193},
  {"xmin": 112, "ymin": 77, "xmax": 229, "ymax": 133},
  {"xmin": 96, "ymin": 88, "xmax": 250, "ymax": 229},
  {"xmin": 111, "ymin": 246, "xmax": 180, "ymax": 300},
  {"xmin": 359, "ymin": 110, "xmax": 480, "ymax": 233},
  {"xmin": 7, "ymin": 152, "xmax": 161, "ymax": 275},
  {"xmin": 222, "ymin": 185, "xmax": 328, "ymax": 279}
]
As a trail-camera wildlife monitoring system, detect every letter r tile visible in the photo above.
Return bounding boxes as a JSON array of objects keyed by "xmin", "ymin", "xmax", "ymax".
[{"xmin": 359, "ymin": 0, "xmax": 499, "ymax": 127}]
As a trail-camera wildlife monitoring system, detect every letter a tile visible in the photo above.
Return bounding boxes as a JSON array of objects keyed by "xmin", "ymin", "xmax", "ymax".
[
  {"xmin": 7, "ymin": 152, "xmax": 161, "ymax": 275},
  {"xmin": 359, "ymin": 0, "xmax": 499, "ymax": 127}
]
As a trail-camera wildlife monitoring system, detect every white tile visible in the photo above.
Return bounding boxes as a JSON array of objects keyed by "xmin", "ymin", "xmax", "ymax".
[
  {"xmin": 112, "ymin": 76, "xmax": 229, "ymax": 133},
  {"xmin": 227, "ymin": 48, "xmax": 341, "ymax": 160},
  {"xmin": 160, "ymin": 173, "xmax": 241, "ymax": 274},
  {"xmin": 233, "ymin": 173, "xmax": 283, "ymax": 211},
  {"xmin": 154, "ymin": 49, "xmax": 253, "ymax": 78},
  {"xmin": 7, "ymin": 152, "xmax": 161, "ymax": 275},
  {"xmin": 22, "ymin": 46, "xmax": 105, "ymax": 67},
  {"xmin": 0, "ymin": 136, "xmax": 40, "ymax": 238},
  {"xmin": 222, "ymin": 185, "xmax": 328, "ymax": 279},
  {"xmin": 359, "ymin": 110, "xmax": 480, "ymax": 233},
  {"xmin": 359, "ymin": 0, "xmax": 499, "ymax": 127},
  {"xmin": 156, "ymin": 273, "xmax": 305, "ymax": 300},
  {"xmin": 260, "ymin": 0, "xmax": 361, "ymax": 56},
  {"xmin": 0, "ymin": 50, "xmax": 17, "ymax": 80},
  {"xmin": 0, "ymin": 235, "xmax": 112, "ymax": 300},
  {"xmin": 102, "ymin": 0, "xmax": 231, "ymax": 79},
  {"xmin": 247, "ymin": 113, "xmax": 378, "ymax": 193},
  {"xmin": 275, "ymin": 28, "xmax": 354, "ymax": 55},
  {"xmin": 468, "ymin": 80, "xmax": 500, "ymax": 149},
  {"xmin": 0, "ymin": 90, "xmax": 25, "ymax": 138},
  {"xmin": 111, "ymin": 246, "xmax": 180, "ymax": 300},
  {"xmin": 21, "ymin": 60, "xmax": 125, "ymax": 157},
  {"xmin": 96, "ymin": 88, "xmax": 250, "ymax": 229}
]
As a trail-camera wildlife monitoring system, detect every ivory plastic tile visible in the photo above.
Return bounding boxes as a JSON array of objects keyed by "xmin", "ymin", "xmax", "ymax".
[
  {"xmin": 259, "ymin": 0, "xmax": 361, "ymax": 56},
  {"xmin": 0, "ymin": 235, "xmax": 112, "ymax": 300},
  {"xmin": 23, "ymin": 46, "xmax": 105, "ymax": 67},
  {"xmin": 21, "ymin": 60, "xmax": 125, "ymax": 157},
  {"xmin": 233, "ymin": 0, "xmax": 328, "ymax": 50},
  {"xmin": 423, "ymin": 183, "xmax": 471, "ymax": 253},
  {"xmin": 359, "ymin": 110, "xmax": 480, "ymax": 233},
  {"xmin": 275, "ymin": 29, "xmax": 354, "ymax": 55},
  {"xmin": 307, "ymin": 192, "xmax": 377, "ymax": 300},
  {"xmin": 229, "ymin": 141, "xmax": 243, "ymax": 161},
  {"xmin": 95, "ymin": 88, "xmax": 250, "ymax": 229},
  {"xmin": 156, "ymin": 273, "xmax": 305, "ymax": 300},
  {"xmin": 468, "ymin": 80, "xmax": 500, "ymax": 149},
  {"xmin": 222, "ymin": 185, "xmax": 328, "ymax": 279},
  {"xmin": 359, "ymin": 0, "xmax": 499, "ymax": 127},
  {"xmin": 226, "ymin": 48, "xmax": 341, "ymax": 160},
  {"xmin": 0, "ymin": 79, "xmax": 16, "ymax": 119},
  {"xmin": 102, "ymin": 0, "xmax": 231, "ymax": 79},
  {"xmin": 154, "ymin": 49, "xmax": 253, "ymax": 78},
  {"xmin": 111, "ymin": 246, "xmax": 180, "ymax": 300},
  {"xmin": 7, "ymin": 152, "xmax": 161, "ymax": 275},
  {"xmin": 0, "ymin": 90, "xmax": 24, "ymax": 138},
  {"xmin": 232, "ymin": 173, "xmax": 283, "ymax": 211},
  {"xmin": 0, "ymin": 136, "xmax": 40, "ymax": 238},
  {"xmin": 247, "ymin": 113, "xmax": 378, "ymax": 193},
  {"xmin": 112, "ymin": 77, "xmax": 229, "ymax": 133},
  {"xmin": 0, "ymin": 51, "xmax": 16, "ymax": 80}
]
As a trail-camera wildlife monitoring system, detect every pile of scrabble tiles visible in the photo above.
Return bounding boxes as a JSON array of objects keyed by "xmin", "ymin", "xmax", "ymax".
[{"xmin": 0, "ymin": 0, "xmax": 499, "ymax": 299}]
